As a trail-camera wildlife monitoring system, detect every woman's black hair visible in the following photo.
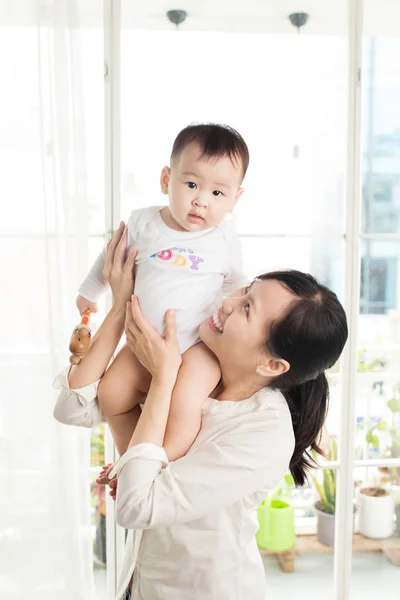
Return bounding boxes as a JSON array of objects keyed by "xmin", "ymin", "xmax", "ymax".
[{"xmin": 259, "ymin": 271, "xmax": 348, "ymax": 486}]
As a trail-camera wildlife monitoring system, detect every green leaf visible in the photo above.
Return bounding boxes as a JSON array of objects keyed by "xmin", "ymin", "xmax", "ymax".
[
  {"xmin": 387, "ymin": 398, "xmax": 400, "ymax": 413},
  {"xmin": 329, "ymin": 436, "xmax": 338, "ymax": 461},
  {"xmin": 366, "ymin": 430, "xmax": 380, "ymax": 448},
  {"xmin": 313, "ymin": 477, "xmax": 328, "ymax": 507},
  {"xmin": 284, "ymin": 473, "xmax": 295, "ymax": 487},
  {"xmin": 323, "ymin": 469, "xmax": 336, "ymax": 511},
  {"xmin": 376, "ymin": 420, "xmax": 388, "ymax": 431}
]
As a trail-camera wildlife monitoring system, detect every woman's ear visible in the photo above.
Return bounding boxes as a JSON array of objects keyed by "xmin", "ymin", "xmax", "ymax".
[
  {"xmin": 256, "ymin": 357, "xmax": 290, "ymax": 378},
  {"xmin": 160, "ymin": 166, "xmax": 170, "ymax": 194}
]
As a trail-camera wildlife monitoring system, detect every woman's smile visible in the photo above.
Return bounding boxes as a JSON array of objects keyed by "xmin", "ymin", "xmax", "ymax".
[
  {"xmin": 207, "ymin": 315, "xmax": 222, "ymax": 333},
  {"xmin": 208, "ymin": 310, "xmax": 223, "ymax": 333}
]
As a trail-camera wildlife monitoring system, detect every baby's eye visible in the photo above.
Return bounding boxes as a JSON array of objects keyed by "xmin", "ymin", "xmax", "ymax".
[
  {"xmin": 187, "ymin": 182, "xmax": 197, "ymax": 189},
  {"xmin": 213, "ymin": 190, "xmax": 223, "ymax": 197},
  {"xmin": 245, "ymin": 303, "xmax": 250, "ymax": 318}
]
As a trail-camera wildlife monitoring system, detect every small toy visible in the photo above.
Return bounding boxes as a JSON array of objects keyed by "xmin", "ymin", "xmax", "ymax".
[{"xmin": 69, "ymin": 310, "xmax": 92, "ymax": 365}]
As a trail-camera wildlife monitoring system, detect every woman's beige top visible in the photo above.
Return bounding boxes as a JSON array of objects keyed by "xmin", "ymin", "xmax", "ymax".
[{"xmin": 53, "ymin": 367, "xmax": 295, "ymax": 600}]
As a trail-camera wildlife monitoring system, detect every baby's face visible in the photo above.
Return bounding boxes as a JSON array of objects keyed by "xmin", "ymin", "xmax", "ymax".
[{"xmin": 160, "ymin": 142, "xmax": 244, "ymax": 232}]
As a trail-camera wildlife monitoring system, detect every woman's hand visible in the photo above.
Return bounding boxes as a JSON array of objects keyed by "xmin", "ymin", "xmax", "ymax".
[
  {"xmin": 103, "ymin": 222, "xmax": 138, "ymax": 310},
  {"xmin": 125, "ymin": 295, "xmax": 182, "ymax": 387},
  {"xmin": 96, "ymin": 464, "xmax": 117, "ymax": 501},
  {"xmin": 95, "ymin": 463, "xmax": 114, "ymax": 485}
]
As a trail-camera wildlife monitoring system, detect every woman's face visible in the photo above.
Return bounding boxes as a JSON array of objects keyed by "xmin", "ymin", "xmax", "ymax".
[{"xmin": 199, "ymin": 279, "xmax": 296, "ymax": 377}]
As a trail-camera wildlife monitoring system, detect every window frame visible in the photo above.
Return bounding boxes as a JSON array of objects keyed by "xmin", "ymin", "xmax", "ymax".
[{"xmin": 102, "ymin": 2, "xmax": 400, "ymax": 599}]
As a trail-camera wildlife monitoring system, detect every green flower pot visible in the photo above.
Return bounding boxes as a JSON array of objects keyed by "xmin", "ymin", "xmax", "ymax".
[{"xmin": 256, "ymin": 499, "xmax": 296, "ymax": 552}]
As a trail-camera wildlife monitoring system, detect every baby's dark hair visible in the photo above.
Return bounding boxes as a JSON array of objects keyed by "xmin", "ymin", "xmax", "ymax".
[{"xmin": 170, "ymin": 123, "xmax": 250, "ymax": 180}]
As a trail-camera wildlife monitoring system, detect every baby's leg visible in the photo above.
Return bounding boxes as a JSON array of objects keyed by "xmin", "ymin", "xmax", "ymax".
[
  {"xmin": 163, "ymin": 343, "xmax": 221, "ymax": 461},
  {"xmin": 106, "ymin": 406, "xmax": 142, "ymax": 457},
  {"xmin": 98, "ymin": 344, "xmax": 151, "ymax": 455}
]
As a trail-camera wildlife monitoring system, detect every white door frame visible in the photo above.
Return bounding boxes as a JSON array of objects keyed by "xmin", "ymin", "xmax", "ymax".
[
  {"xmin": 335, "ymin": 1, "xmax": 364, "ymax": 599},
  {"xmin": 103, "ymin": 0, "xmax": 125, "ymax": 597}
]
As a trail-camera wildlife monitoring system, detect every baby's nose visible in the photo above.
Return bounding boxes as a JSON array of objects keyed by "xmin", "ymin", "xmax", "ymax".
[{"xmin": 193, "ymin": 193, "xmax": 207, "ymax": 208}]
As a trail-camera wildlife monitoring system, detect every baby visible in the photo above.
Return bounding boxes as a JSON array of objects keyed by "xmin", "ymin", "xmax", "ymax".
[{"xmin": 77, "ymin": 123, "xmax": 249, "ymax": 460}]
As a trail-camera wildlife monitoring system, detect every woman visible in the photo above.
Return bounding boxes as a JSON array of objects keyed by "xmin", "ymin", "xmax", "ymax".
[{"xmin": 54, "ymin": 225, "xmax": 348, "ymax": 599}]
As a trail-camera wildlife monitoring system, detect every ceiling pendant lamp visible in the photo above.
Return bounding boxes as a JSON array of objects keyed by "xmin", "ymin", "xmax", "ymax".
[{"xmin": 288, "ymin": 12, "xmax": 310, "ymax": 159}]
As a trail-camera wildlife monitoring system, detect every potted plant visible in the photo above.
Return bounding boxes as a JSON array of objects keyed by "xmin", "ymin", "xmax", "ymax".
[
  {"xmin": 358, "ymin": 486, "xmax": 394, "ymax": 539},
  {"xmin": 358, "ymin": 397, "xmax": 400, "ymax": 539},
  {"xmin": 312, "ymin": 436, "xmax": 337, "ymax": 546}
]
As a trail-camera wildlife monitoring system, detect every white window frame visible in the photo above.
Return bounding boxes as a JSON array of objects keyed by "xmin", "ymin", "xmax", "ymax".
[
  {"xmin": 103, "ymin": 2, "xmax": 400, "ymax": 599},
  {"xmin": 103, "ymin": 0, "xmax": 125, "ymax": 596}
]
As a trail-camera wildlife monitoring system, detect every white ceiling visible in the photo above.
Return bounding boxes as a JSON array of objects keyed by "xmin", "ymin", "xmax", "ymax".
[{"xmin": 3, "ymin": 0, "xmax": 400, "ymax": 36}]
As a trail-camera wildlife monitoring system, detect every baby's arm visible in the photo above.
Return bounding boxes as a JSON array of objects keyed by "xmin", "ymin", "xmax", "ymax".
[
  {"xmin": 77, "ymin": 218, "xmax": 137, "ymax": 309},
  {"xmin": 76, "ymin": 295, "xmax": 98, "ymax": 315},
  {"xmin": 77, "ymin": 246, "xmax": 108, "ymax": 306},
  {"xmin": 163, "ymin": 342, "xmax": 221, "ymax": 461}
]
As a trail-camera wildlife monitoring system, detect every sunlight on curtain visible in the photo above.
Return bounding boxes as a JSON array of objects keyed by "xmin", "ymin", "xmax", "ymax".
[{"xmin": 0, "ymin": 2, "xmax": 96, "ymax": 598}]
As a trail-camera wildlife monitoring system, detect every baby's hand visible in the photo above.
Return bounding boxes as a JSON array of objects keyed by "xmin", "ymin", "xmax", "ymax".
[{"xmin": 76, "ymin": 295, "xmax": 98, "ymax": 315}]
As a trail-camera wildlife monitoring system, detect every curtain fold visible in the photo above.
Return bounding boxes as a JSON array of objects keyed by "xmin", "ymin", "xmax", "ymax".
[{"xmin": 0, "ymin": 1, "xmax": 95, "ymax": 598}]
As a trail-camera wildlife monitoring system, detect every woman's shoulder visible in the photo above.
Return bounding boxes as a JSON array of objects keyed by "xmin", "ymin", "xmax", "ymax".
[
  {"xmin": 202, "ymin": 387, "xmax": 294, "ymax": 440},
  {"xmin": 202, "ymin": 386, "xmax": 289, "ymax": 415},
  {"xmin": 199, "ymin": 388, "xmax": 295, "ymax": 463}
]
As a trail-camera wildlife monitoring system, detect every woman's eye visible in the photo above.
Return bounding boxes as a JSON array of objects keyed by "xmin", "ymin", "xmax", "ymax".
[
  {"xmin": 187, "ymin": 182, "xmax": 197, "ymax": 189},
  {"xmin": 213, "ymin": 190, "xmax": 223, "ymax": 197},
  {"xmin": 245, "ymin": 303, "xmax": 250, "ymax": 316}
]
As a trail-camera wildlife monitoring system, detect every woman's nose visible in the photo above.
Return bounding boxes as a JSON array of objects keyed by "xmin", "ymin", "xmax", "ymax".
[{"xmin": 222, "ymin": 297, "xmax": 234, "ymax": 316}]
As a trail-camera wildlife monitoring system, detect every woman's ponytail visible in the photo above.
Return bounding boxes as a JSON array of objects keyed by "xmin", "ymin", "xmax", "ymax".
[
  {"xmin": 258, "ymin": 271, "xmax": 347, "ymax": 486},
  {"xmin": 283, "ymin": 373, "xmax": 329, "ymax": 486}
]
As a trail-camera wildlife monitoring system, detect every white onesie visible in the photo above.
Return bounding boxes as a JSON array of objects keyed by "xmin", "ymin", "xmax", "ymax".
[{"xmin": 78, "ymin": 206, "xmax": 247, "ymax": 353}]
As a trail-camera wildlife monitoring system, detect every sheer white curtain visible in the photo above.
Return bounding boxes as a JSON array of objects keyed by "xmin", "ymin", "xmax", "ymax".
[{"xmin": 0, "ymin": 2, "xmax": 95, "ymax": 598}]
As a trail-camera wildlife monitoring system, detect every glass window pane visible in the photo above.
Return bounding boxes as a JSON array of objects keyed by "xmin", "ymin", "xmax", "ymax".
[
  {"xmin": 120, "ymin": 29, "xmax": 346, "ymax": 237},
  {"xmin": 360, "ymin": 239, "xmax": 399, "ymax": 314},
  {"xmin": 362, "ymin": 37, "xmax": 400, "ymax": 234},
  {"xmin": 357, "ymin": 242, "xmax": 400, "ymax": 466},
  {"xmin": 91, "ymin": 472, "xmax": 107, "ymax": 598},
  {"xmin": 241, "ymin": 236, "xmax": 344, "ymax": 300}
]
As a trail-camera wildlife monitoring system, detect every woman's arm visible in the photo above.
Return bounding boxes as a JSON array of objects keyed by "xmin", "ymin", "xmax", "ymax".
[
  {"xmin": 68, "ymin": 222, "xmax": 137, "ymax": 389},
  {"xmin": 122, "ymin": 295, "xmax": 182, "ymax": 448},
  {"xmin": 68, "ymin": 304, "xmax": 126, "ymax": 389},
  {"xmin": 53, "ymin": 366, "xmax": 105, "ymax": 427},
  {"xmin": 111, "ymin": 403, "xmax": 295, "ymax": 530}
]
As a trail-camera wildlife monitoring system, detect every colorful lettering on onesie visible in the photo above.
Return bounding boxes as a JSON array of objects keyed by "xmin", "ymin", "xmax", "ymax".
[{"xmin": 150, "ymin": 247, "xmax": 205, "ymax": 271}]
